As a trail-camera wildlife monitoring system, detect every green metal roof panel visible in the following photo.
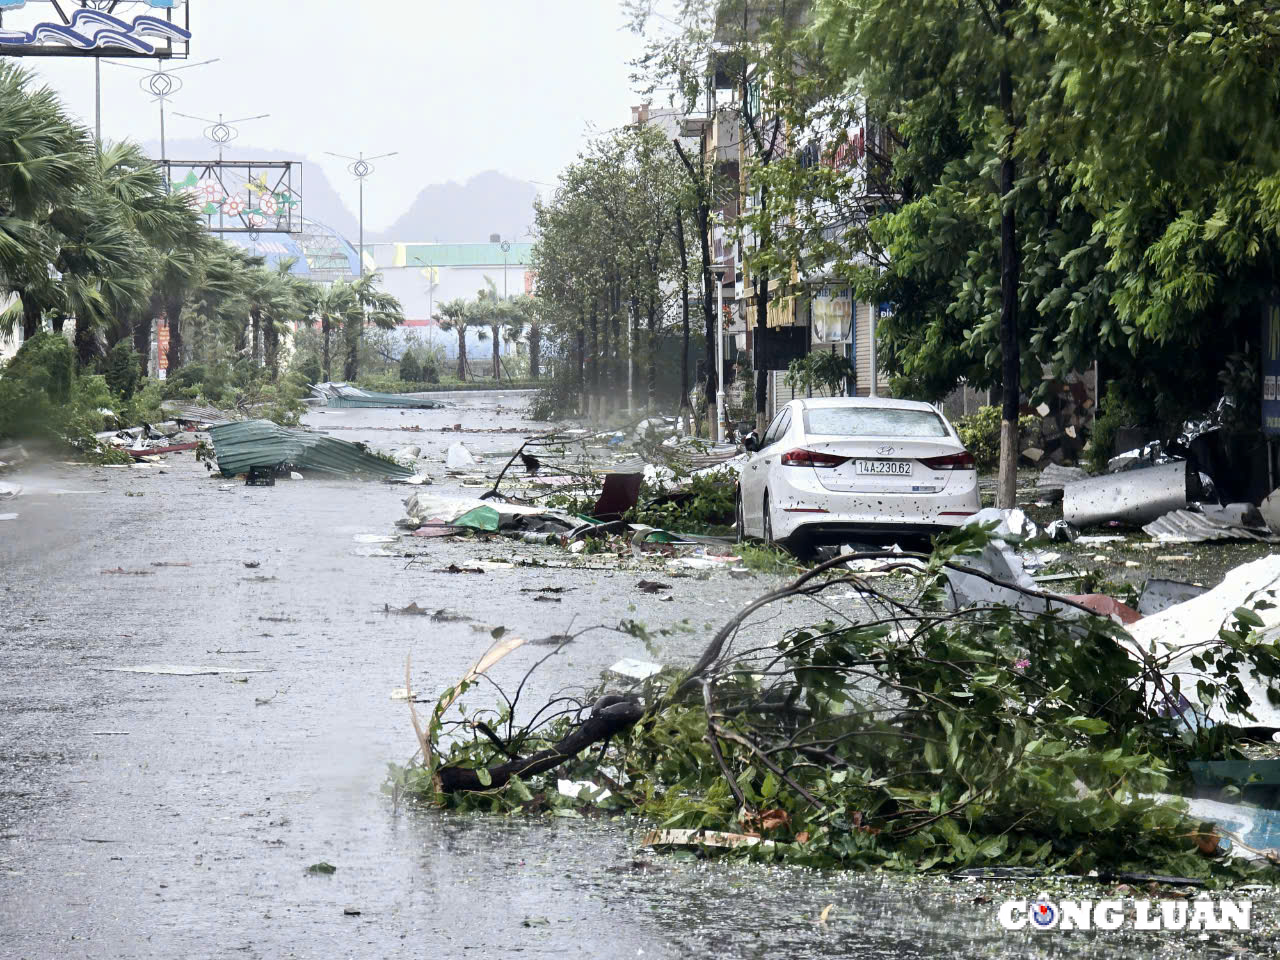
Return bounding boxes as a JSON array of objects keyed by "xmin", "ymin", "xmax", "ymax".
[
  {"xmin": 398, "ymin": 242, "xmax": 533, "ymax": 267},
  {"xmin": 209, "ymin": 419, "xmax": 414, "ymax": 480}
]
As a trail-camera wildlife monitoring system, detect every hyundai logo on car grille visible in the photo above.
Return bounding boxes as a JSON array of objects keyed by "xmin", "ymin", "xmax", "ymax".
[{"xmin": 876, "ymin": 445, "xmax": 896, "ymax": 456}]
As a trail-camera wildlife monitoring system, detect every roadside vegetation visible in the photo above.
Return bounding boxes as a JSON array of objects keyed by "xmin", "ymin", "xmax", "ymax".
[
  {"xmin": 391, "ymin": 525, "xmax": 1280, "ymax": 883},
  {"xmin": 0, "ymin": 62, "xmax": 404, "ymax": 455}
]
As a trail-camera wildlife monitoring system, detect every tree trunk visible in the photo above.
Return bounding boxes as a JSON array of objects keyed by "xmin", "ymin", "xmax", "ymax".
[
  {"xmin": 697, "ymin": 204, "xmax": 717, "ymax": 438},
  {"xmin": 343, "ymin": 322, "xmax": 360, "ymax": 381},
  {"xmin": 996, "ymin": 57, "xmax": 1020, "ymax": 510},
  {"xmin": 135, "ymin": 292, "xmax": 163, "ymax": 374},
  {"xmin": 456, "ymin": 327, "xmax": 467, "ymax": 381},
  {"xmin": 529, "ymin": 323, "xmax": 541, "ymax": 380},
  {"xmin": 575, "ymin": 321, "xmax": 585, "ymax": 416},
  {"xmin": 20, "ymin": 291, "xmax": 42, "ymax": 341},
  {"xmin": 601, "ymin": 299, "xmax": 612, "ymax": 418},
  {"xmin": 676, "ymin": 207, "xmax": 691, "ymax": 428},
  {"xmin": 589, "ymin": 304, "xmax": 600, "ymax": 420},
  {"xmin": 322, "ymin": 315, "xmax": 332, "ymax": 381},
  {"xmin": 51, "ymin": 313, "xmax": 65, "ymax": 335},
  {"xmin": 73, "ymin": 315, "xmax": 95, "ymax": 370},
  {"xmin": 754, "ymin": 186, "xmax": 770, "ymax": 437},
  {"xmin": 264, "ymin": 320, "xmax": 280, "ymax": 380},
  {"xmin": 166, "ymin": 295, "xmax": 185, "ymax": 374},
  {"xmin": 646, "ymin": 296, "xmax": 657, "ymax": 410},
  {"xmin": 250, "ymin": 306, "xmax": 262, "ymax": 368},
  {"xmin": 491, "ymin": 323, "xmax": 501, "ymax": 383}
]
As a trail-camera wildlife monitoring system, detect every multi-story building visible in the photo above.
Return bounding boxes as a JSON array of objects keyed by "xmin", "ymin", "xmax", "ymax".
[{"xmin": 706, "ymin": 1, "xmax": 891, "ymax": 422}]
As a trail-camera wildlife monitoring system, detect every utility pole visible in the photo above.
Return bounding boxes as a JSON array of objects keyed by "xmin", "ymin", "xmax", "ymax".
[{"xmin": 94, "ymin": 59, "xmax": 101, "ymax": 146}]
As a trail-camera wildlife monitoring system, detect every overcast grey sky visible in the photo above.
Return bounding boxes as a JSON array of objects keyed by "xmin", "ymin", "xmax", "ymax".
[{"xmin": 17, "ymin": 0, "xmax": 649, "ymax": 230}]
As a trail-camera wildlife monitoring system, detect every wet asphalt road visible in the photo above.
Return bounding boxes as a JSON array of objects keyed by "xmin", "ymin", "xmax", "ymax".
[{"xmin": 1, "ymin": 390, "xmax": 1276, "ymax": 959}]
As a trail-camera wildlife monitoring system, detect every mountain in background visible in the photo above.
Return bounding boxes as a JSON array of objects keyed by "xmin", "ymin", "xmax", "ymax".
[
  {"xmin": 368, "ymin": 170, "xmax": 538, "ymax": 243},
  {"xmin": 139, "ymin": 140, "xmax": 537, "ymax": 245}
]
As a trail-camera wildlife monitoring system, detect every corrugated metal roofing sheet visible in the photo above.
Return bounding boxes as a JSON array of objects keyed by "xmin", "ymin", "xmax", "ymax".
[
  {"xmin": 209, "ymin": 419, "xmax": 414, "ymax": 480},
  {"xmin": 1142, "ymin": 509, "xmax": 1280, "ymax": 544}
]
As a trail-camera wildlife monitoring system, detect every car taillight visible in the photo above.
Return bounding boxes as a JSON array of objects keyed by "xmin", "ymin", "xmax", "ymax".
[
  {"xmin": 780, "ymin": 448, "xmax": 849, "ymax": 468},
  {"xmin": 919, "ymin": 451, "xmax": 976, "ymax": 471}
]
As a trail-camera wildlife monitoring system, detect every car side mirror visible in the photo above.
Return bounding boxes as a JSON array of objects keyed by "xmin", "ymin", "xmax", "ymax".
[{"xmin": 742, "ymin": 432, "xmax": 760, "ymax": 453}]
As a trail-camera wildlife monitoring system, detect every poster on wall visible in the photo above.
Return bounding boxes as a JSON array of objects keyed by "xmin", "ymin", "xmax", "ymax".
[{"xmin": 811, "ymin": 286, "xmax": 852, "ymax": 343}]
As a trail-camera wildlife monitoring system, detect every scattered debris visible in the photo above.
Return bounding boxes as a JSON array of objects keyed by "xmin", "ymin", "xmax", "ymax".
[
  {"xmin": 636, "ymin": 580, "xmax": 671, "ymax": 594},
  {"xmin": 590, "ymin": 472, "xmax": 644, "ymax": 521},
  {"xmin": 306, "ymin": 862, "xmax": 337, "ymax": 875},
  {"xmin": 533, "ymin": 595, "xmax": 561, "ymax": 603},
  {"xmin": 1034, "ymin": 463, "xmax": 1087, "ymax": 502},
  {"xmin": 101, "ymin": 567, "xmax": 155, "ymax": 576},
  {"xmin": 311, "ymin": 381, "xmax": 446, "ymax": 409},
  {"xmin": 1063, "ymin": 461, "xmax": 1196, "ymax": 528},
  {"xmin": 436, "ymin": 564, "xmax": 484, "ymax": 574},
  {"xmin": 1126, "ymin": 555, "xmax": 1280, "ymax": 727},
  {"xmin": 642, "ymin": 829, "xmax": 774, "ymax": 852},
  {"xmin": 1045, "ymin": 519, "xmax": 1077, "ymax": 542},
  {"xmin": 208, "ymin": 419, "xmax": 415, "ymax": 480},
  {"xmin": 557, "ymin": 779, "xmax": 613, "ymax": 803},
  {"xmin": 96, "ymin": 664, "xmax": 271, "ymax": 676},
  {"xmin": 1143, "ymin": 504, "xmax": 1280, "ymax": 544},
  {"xmin": 964, "ymin": 507, "xmax": 1038, "ymax": 540},
  {"xmin": 1137, "ymin": 579, "xmax": 1210, "ymax": 617},
  {"xmin": 445, "ymin": 442, "xmax": 478, "ymax": 471},
  {"xmin": 606, "ymin": 658, "xmax": 663, "ymax": 682},
  {"xmin": 1062, "ymin": 594, "xmax": 1142, "ymax": 625},
  {"xmin": 243, "ymin": 561, "xmax": 260, "ymax": 568}
]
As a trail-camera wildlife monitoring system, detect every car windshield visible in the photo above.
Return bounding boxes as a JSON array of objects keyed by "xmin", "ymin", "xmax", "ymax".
[{"xmin": 803, "ymin": 407, "xmax": 948, "ymax": 437}]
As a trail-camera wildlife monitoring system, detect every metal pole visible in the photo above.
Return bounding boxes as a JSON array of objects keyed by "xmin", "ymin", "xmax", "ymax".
[
  {"xmin": 358, "ymin": 174, "xmax": 364, "ymax": 276},
  {"xmin": 869, "ymin": 301, "xmax": 879, "ymax": 398},
  {"xmin": 716, "ymin": 272, "xmax": 726, "ymax": 442},
  {"xmin": 94, "ymin": 59, "xmax": 101, "ymax": 145},
  {"xmin": 160, "ymin": 97, "xmax": 166, "ymax": 160}
]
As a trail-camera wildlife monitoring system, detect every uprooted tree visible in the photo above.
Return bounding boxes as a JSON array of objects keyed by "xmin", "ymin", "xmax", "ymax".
[{"xmin": 391, "ymin": 526, "xmax": 1280, "ymax": 879}]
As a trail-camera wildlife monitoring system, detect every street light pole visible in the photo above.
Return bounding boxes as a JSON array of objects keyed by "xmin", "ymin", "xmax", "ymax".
[
  {"xmin": 107, "ymin": 59, "xmax": 219, "ymax": 162},
  {"xmin": 327, "ymin": 150, "xmax": 398, "ymax": 278}
]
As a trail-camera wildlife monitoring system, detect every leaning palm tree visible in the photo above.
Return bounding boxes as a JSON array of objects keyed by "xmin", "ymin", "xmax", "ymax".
[
  {"xmin": 434, "ymin": 297, "xmax": 474, "ymax": 381},
  {"xmin": 0, "ymin": 62, "xmax": 93, "ymax": 342},
  {"xmin": 340, "ymin": 273, "xmax": 404, "ymax": 381}
]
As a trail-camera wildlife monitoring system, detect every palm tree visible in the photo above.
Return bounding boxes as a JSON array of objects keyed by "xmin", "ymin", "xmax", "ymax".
[
  {"xmin": 503, "ymin": 293, "xmax": 538, "ymax": 379},
  {"xmin": 434, "ymin": 297, "xmax": 473, "ymax": 381},
  {"xmin": 0, "ymin": 63, "xmax": 92, "ymax": 342},
  {"xmin": 343, "ymin": 273, "xmax": 403, "ymax": 381}
]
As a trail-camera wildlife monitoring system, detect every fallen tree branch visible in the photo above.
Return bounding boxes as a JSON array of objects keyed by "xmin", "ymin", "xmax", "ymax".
[{"xmin": 438, "ymin": 700, "xmax": 642, "ymax": 793}]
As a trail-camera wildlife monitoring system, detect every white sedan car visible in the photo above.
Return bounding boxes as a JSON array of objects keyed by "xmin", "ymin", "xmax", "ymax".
[{"xmin": 736, "ymin": 397, "xmax": 981, "ymax": 547}]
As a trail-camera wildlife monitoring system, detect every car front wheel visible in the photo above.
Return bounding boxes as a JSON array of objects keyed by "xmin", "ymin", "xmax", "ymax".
[{"xmin": 762, "ymin": 497, "xmax": 774, "ymax": 545}]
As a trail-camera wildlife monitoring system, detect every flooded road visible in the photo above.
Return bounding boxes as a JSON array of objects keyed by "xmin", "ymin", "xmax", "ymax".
[{"xmin": 2, "ymin": 391, "xmax": 1275, "ymax": 959}]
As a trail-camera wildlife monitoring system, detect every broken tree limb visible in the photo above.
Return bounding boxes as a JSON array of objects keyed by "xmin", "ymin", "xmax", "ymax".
[{"xmin": 438, "ymin": 700, "xmax": 643, "ymax": 793}]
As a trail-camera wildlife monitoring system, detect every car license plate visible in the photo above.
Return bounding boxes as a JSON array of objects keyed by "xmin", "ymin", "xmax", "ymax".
[{"xmin": 856, "ymin": 460, "xmax": 912, "ymax": 476}]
